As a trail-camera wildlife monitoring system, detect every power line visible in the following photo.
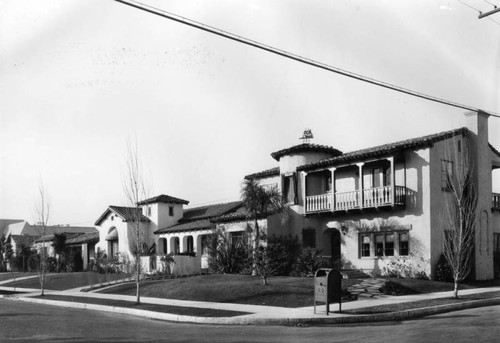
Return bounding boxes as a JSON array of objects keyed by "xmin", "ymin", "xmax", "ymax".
[
  {"xmin": 456, "ymin": 0, "xmax": 482, "ymax": 14},
  {"xmin": 483, "ymin": 0, "xmax": 498, "ymax": 8},
  {"xmin": 113, "ymin": 0, "xmax": 500, "ymax": 118}
]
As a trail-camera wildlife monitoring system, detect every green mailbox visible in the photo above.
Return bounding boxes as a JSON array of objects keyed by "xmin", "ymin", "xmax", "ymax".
[{"xmin": 314, "ymin": 268, "xmax": 344, "ymax": 315}]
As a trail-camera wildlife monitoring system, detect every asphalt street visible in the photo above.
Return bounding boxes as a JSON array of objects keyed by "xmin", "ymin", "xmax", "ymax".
[{"xmin": 1, "ymin": 298, "xmax": 499, "ymax": 342}]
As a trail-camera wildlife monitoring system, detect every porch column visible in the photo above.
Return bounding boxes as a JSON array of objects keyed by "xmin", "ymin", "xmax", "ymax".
[
  {"xmin": 389, "ymin": 156, "xmax": 395, "ymax": 205},
  {"xmin": 357, "ymin": 163, "xmax": 365, "ymax": 208},
  {"xmin": 82, "ymin": 243, "xmax": 88, "ymax": 271},
  {"xmin": 330, "ymin": 168, "xmax": 336, "ymax": 212},
  {"xmin": 301, "ymin": 171, "xmax": 308, "ymax": 213}
]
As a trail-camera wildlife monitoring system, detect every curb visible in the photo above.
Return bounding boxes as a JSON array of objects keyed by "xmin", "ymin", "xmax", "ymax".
[{"xmin": 3, "ymin": 295, "xmax": 500, "ymax": 326}]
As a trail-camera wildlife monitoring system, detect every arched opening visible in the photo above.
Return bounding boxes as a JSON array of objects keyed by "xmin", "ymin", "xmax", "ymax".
[
  {"xmin": 170, "ymin": 237, "xmax": 180, "ymax": 254},
  {"xmin": 186, "ymin": 236, "xmax": 194, "ymax": 253},
  {"xmin": 158, "ymin": 238, "xmax": 167, "ymax": 254}
]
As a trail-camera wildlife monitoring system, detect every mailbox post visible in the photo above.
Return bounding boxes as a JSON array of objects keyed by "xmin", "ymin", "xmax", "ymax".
[{"xmin": 314, "ymin": 268, "xmax": 343, "ymax": 315}]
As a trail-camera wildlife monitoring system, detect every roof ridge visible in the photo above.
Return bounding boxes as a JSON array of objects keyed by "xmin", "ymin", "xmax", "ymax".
[{"xmin": 298, "ymin": 127, "xmax": 467, "ymax": 171}]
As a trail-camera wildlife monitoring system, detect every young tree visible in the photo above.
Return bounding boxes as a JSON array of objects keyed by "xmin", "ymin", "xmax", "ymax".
[
  {"xmin": 241, "ymin": 179, "xmax": 285, "ymax": 275},
  {"xmin": 34, "ymin": 179, "xmax": 50, "ymax": 296},
  {"xmin": 253, "ymin": 234, "xmax": 288, "ymax": 285},
  {"xmin": 441, "ymin": 137, "xmax": 478, "ymax": 298},
  {"xmin": 123, "ymin": 137, "xmax": 150, "ymax": 304}
]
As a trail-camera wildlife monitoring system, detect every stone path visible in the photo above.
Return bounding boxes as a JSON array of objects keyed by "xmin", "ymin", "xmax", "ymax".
[{"xmin": 348, "ymin": 278, "xmax": 387, "ymax": 298}]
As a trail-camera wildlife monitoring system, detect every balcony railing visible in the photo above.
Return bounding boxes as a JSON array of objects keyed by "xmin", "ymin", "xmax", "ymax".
[
  {"xmin": 306, "ymin": 186, "xmax": 406, "ymax": 213},
  {"xmin": 493, "ymin": 193, "xmax": 500, "ymax": 211}
]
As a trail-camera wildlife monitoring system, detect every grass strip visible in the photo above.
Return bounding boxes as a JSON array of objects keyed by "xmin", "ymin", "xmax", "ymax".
[
  {"xmin": 343, "ymin": 291, "xmax": 500, "ymax": 314},
  {"xmin": 34, "ymin": 294, "xmax": 251, "ymax": 317}
]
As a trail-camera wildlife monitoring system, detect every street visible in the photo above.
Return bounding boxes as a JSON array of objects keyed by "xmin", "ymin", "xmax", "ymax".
[{"xmin": 1, "ymin": 299, "xmax": 499, "ymax": 342}]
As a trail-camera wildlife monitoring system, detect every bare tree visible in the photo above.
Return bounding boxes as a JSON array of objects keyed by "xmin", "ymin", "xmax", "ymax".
[
  {"xmin": 441, "ymin": 136, "xmax": 477, "ymax": 298},
  {"xmin": 123, "ymin": 137, "xmax": 150, "ymax": 304},
  {"xmin": 34, "ymin": 179, "xmax": 50, "ymax": 296}
]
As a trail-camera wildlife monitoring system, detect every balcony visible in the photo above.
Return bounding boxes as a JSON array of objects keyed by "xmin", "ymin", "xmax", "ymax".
[
  {"xmin": 493, "ymin": 193, "xmax": 500, "ymax": 211},
  {"xmin": 306, "ymin": 186, "xmax": 406, "ymax": 213}
]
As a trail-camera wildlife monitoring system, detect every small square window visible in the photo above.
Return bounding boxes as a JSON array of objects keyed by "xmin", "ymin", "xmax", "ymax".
[
  {"xmin": 169, "ymin": 206, "xmax": 174, "ymax": 216},
  {"xmin": 302, "ymin": 228, "xmax": 316, "ymax": 249}
]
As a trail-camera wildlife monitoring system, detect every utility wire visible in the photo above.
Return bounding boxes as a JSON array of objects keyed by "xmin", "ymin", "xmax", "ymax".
[
  {"xmin": 483, "ymin": 0, "xmax": 497, "ymax": 8},
  {"xmin": 457, "ymin": 0, "xmax": 482, "ymax": 14},
  {"xmin": 113, "ymin": 0, "xmax": 500, "ymax": 118}
]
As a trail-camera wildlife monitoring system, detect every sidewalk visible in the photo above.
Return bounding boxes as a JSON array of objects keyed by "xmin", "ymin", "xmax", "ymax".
[{"xmin": 1, "ymin": 281, "xmax": 500, "ymax": 325}]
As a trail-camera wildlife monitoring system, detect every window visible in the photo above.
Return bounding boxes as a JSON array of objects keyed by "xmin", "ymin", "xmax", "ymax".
[
  {"xmin": 302, "ymin": 228, "xmax": 316, "ymax": 249},
  {"xmin": 282, "ymin": 173, "xmax": 297, "ymax": 204},
  {"xmin": 361, "ymin": 235, "xmax": 371, "ymax": 257},
  {"xmin": 399, "ymin": 232, "xmax": 409, "ymax": 256},
  {"xmin": 360, "ymin": 231, "xmax": 408, "ymax": 258},
  {"xmin": 441, "ymin": 160, "xmax": 453, "ymax": 190},
  {"xmin": 230, "ymin": 231, "xmax": 246, "ymax": 246},
  {"xmin": 169, "ymin": 206, "xmax": 174, "ymax": 216},
  {"xmin": 146, "ymin": 206, "xmax": 152, "ymax": 217}
]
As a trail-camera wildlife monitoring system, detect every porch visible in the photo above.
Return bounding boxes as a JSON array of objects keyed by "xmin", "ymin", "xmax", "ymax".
[
  {"xmin": 306, "ymin": 185, "xmax": 407, "ymax": 213},
  {"xmin": 303, "ymin": 156, "xmax": 407, "ymax": 214}
]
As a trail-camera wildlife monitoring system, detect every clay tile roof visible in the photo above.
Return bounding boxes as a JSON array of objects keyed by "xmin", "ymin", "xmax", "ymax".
[
  {"xmin": 95, "ymin": 206, "xmax": 151, "ymax": 226},
  {"xmin": 154, "ymin": 201, "xmax": 243, "ymax": 234},
  {"xmin": 137, "ymin": 194, "xmax": 189, "ymax": 206},
  {"xmin": 10, "ymin": 235, "xmax": 38, "ymax": 246},
  {"xmin": 271, "ymin": 143, "xmax": 342, "ymax": 161},
  {"xmin": 154, "ymin": 219, "xmax": 214, "ymax": 234},
  {"xmin": 244, "ymin": 167, "xmax": 280, "ymax": 180},
  {"xmin": 66, "ymin": 231, "xmax": 100, "ymax": 245},
  {"xmin": 180, "ymin": 201, "xmax": 242, "ymax": 222},
  {"xmin": 298, "ymin": 127, "xmax": 467, "ymax": 171}
]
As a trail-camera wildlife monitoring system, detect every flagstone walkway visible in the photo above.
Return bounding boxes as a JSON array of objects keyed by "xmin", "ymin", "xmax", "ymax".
[{"xmin": 348, "ymin": 278, "xmax": 387, "ymax": 298}]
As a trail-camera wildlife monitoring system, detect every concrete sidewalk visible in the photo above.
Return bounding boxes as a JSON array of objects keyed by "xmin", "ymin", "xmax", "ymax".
[{"xmin": 1, "ymin": 279, "xmax": 500, "ymax": 325}]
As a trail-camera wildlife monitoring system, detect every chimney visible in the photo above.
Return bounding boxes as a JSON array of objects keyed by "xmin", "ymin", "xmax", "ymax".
[{"xmin": 465, "ymin": 110, "xmax": 493, "ymax": 280}]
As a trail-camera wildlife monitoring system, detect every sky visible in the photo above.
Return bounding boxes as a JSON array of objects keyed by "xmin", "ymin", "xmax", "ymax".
[{"xmin": 1, "ymin": 0, "xmax": 500, "ymax": 226}]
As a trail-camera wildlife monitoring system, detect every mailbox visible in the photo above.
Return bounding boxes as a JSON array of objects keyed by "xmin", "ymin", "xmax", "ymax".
[{"xmin": 314, "ymin": 268, "xmax": 344, "ymax": 314}]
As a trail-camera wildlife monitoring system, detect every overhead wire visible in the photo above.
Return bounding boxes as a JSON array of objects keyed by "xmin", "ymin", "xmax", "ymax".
[{"xmin": 113, "ymin": 0, "xmax": 500, "ymax": 118}]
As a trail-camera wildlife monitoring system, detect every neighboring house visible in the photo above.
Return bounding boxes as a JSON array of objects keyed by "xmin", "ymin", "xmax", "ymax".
[
  {"xmin": 95, "ymin": 197, "xmax": 244, "ymax": 273},
  {"xmin": 94, "ymin": 205, "xmax": 153, "ymax": 259},
  {"xmin": 66, "ymin": 231, "xmax": 100, "ymax": 271},
  {"xmin": 1, "ymin": 219, "xmax": 97, "ymax": 271},
  {"xmin": 245, "ymin": 111, "xmax": 500, "ymax": 280}
]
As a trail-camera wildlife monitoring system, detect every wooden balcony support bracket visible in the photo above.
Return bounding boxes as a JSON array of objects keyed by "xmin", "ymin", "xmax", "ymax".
[
  {"xmin": 357, "ymin": 162, "xmax": 365, "ymax": 209},
  {"xmin": 330, "ymin": 167, "xmax": 336, "ymax": 212}
]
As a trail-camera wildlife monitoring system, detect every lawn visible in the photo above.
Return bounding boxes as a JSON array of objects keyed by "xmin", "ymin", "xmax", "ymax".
[
  {"xmin": 343, "ymin": 290, "xmax": 500, "ymax": 314},
  {"xmin": 0, "ymin": 272, "xmax": 38, "ymax": 282},
  {"xmin": 34, "ymin": 294, "xmax": 250, "ymax": 317},
  {"xmin": 100, "ymin": 274, "xmax": 318, "ymax": 308},
  {"xmin": 99, "ymin": 274, "xmax": 364, "ymax": 308},
  {"xmin": 2, "ymin": 272, "xmax": 128, "ymax": 290}
]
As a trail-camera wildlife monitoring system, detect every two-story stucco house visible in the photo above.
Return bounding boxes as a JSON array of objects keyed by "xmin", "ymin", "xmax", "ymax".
[{"xmin": 245, "ymin": 111, "xmax": 500, "ymax": 280}]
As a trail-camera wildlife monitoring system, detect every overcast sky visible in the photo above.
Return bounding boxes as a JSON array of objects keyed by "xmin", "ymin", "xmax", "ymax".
[{"xmin": 1, "ymin": 0, "xmax": 500, "ymax": 226}]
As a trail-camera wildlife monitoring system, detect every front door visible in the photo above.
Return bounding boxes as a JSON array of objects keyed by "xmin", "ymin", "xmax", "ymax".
[{"xmin": 331, "ymin": 229, "xmax": 341, "ymax": 269}]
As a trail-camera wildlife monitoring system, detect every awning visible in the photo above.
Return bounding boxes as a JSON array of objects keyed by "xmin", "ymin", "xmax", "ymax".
[{"xmin": 106, "ymin": 228, "xmax": 118, "ymax": 241}]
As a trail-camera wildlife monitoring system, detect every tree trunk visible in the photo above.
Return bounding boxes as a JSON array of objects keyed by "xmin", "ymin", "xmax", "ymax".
[
  {"xmin": 252, "ymin": 217, "xmax": 259, "ymax": 276},
  {"xmin": 453, "ymin": 280, "xmax": 459, "ymax": 298},
  {"xmin": 262, "ymin": 277, "xmax": 267, "ymax": 285}
]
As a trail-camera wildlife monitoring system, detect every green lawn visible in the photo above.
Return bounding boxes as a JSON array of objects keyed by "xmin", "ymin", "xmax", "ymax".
[
  {"xmin": 2, "ymin": 272, "xmax": 128, "ymax": 290},
  {"xmin": 343, "ymin": 291, "xmax": 500, "ymax": 314},
  {"xmin": 0, "ymin": 272, "xmax": 38, "ymax": 282},
  {"xmin": 35, "ymin": 294, "xmax": 250, "ymax": 317},
  {"xmin": 99, "ymin": 274, "xmax": 364, "ymax": 308}
]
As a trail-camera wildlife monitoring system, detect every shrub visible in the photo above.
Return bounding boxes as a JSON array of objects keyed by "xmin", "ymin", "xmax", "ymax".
[
  {"xmin": 292, "ymin": 249, "xmax": 330, "ymax": 277},
  {"xmin": 435, "ymin": 254, "xmax": 454, "ymax": 282},
  {"xmin": 206, "ymin": 228, "xmax": 251, "ymax": 274},
  {"xmin": 379, "ymin": 280, "xmax": 416, "ymax": 296},
  {"xmin": 267, "ymin": 234, "xmax": 301, "ymax": 276}
]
